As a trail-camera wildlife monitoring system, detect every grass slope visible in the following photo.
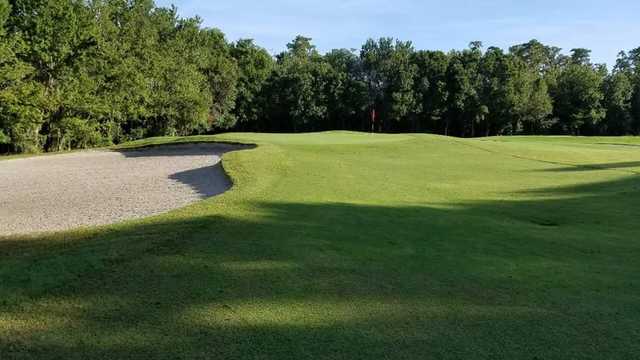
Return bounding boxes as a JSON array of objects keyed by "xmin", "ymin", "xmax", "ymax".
[{"xmin": 1, "ymin": 132, "xmax": 639, "ymax": 359}]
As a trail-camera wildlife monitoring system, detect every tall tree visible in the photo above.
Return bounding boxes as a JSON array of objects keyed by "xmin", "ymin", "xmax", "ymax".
[
  {"xmin": 602, "ymin": 52, "xmax": 634, "ymax": 134},
  {"xmin": 411, "ymin": 50, "xmax": 450, "ymax": 132},
  {"xmin": 231, "ymin": 39, "xmax": 273, "ymax": 131},
  {"xmin": 0, "ymin": 0, "xmax": 44, "ymax": 153},
  {"xmin": 502, "ymin": 55, "xmax": 553, "ymax": 134},
  {"xmin": 324, "ymin": 48, "xmax": 368, "ymax": 130},
  {"xmin": 444, "ymin": 43, "xmax": 484, "ymax": 137},
  {"xmin": 8, "ymin": 0, "xmax": 101, "ymax": 150},
  {"xmin": 361, "ymin": 38, "xmax": 417, "ymax": 131},
  {"xmin": 628, "ymin": 48, "xmax": 640, "ymax": 133},
  {"xmin": 267, "ymin": 36, "xmax": 330, "ymax": 131},
  {"xmin": 553, "ymin": 50, "xmax": 606, "ymax": 135}
]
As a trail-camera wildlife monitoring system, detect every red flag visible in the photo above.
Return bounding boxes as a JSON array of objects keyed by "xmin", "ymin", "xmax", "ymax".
[{"xmin": 371, "ymin": 108, "xmax": 376, "ymax": 123}]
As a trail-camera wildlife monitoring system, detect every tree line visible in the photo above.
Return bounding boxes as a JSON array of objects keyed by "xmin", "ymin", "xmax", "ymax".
[{"xmin": 1, "ymin": 0, "xmax": 640, "ymax": 153}]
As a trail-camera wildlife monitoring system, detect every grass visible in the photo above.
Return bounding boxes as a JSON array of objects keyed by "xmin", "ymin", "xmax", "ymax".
[{"xmin": 1, "ymin": 131, "xmax": 639, "ymax": 359}]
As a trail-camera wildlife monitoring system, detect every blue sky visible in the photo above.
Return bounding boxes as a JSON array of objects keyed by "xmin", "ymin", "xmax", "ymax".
[{"xmin": 156, "ymin": 0, "xmax": 640, "ymax": 67}]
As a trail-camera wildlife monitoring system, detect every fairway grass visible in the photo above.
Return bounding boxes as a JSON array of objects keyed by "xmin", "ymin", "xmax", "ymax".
[{"xmin": 1, "ymin": 132, "xmax": 639, "ymax": 359}]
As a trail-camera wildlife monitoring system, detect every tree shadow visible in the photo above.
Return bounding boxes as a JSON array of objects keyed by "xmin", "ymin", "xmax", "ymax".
[
  {"xmin": 115, "ymin": 142, "xmax": 254, "ymax": 158},
  {"xmin": 1, "ymin": 175, "xmax": 639, "ymax": 359},
  {"xmin": 539, "ymin": 160, "xmax": 640, "ymax": 173},
  {"xmin": 595, "ymin": 142, "xmax": 640, "ymax": 148}
]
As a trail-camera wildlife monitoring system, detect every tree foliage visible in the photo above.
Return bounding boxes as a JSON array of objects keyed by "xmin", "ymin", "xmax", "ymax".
[{"xmin": 1, "ymin": 0, "xmax": 640, "ymax": 153}]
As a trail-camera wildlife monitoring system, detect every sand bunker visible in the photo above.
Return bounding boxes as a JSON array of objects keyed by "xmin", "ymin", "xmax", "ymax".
[{"xmin": 0, "ymin": 143, "xmax": 246, "ymax": 236}]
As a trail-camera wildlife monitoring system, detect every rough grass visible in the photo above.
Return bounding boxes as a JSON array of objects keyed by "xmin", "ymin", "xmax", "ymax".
[{"xmin": 1, "ymin": 131, "xmax": 639, "ymax": 359}]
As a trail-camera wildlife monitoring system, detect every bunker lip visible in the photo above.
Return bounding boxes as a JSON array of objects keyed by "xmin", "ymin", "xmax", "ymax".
[{"xmin": 0, "ymin": 142, "xmax": 251, "ymax": 237}]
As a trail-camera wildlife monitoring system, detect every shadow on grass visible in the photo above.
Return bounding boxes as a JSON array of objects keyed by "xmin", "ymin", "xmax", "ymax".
[
  {"xmin": 595, "ymin": 142, "xmax": 640, "ymax": 148},
  {"xmin": 116, "ymin": 142, "xmax": 254, "ymax": 158},
  {"xmin": 1, "ymin": 175, "xmax": 639, "ymax": 359},
  {"xmin": 540, "ymin": 160, "xmax": 640, "ymax": 173}
]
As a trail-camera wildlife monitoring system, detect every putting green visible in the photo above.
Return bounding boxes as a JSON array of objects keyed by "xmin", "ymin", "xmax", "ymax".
[{"xmin": 1, "ymin": 132, "xmax": 639, "ymax": 359}]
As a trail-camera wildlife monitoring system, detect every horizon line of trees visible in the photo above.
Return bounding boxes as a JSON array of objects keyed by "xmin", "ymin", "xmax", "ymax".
[{"xmin": 2, "ymin": 0, "xmax": 640, "ymax": 154}]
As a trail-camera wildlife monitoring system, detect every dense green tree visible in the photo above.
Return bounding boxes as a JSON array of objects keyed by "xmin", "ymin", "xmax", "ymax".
[
  {"xmin": 509, "ymin": 39, "xmax": 565, "ymax": 102},
  {"xmin": 411, "ymin": 50, "xmax": 449, "ymax": 132},
  {"xmin": 145, "ymin": 8, "xmax": 207, "ymax": 136},
  {"xmin": 324, "ymin": 48, "xmax": 368, "ymax": 130},
  {"xmin": 602, "ymin": 53, "xmax": 634, "ymax": 135},
  {"xmin": 86, "ymin": 0, "xmax": 156, "ymax": 142},
  {"xmin": 231, "ymin": 39, "xmax": 273, "ymax": 131},
  {"xmin": 196, "ymin": 28, "xmax": 238, "ymax": 131},
  {"xmin": 266, "ymin": 36, "xmax": 331, "ymax": 131},
  {"xmin": 509, "ymin": 39, "xmax": 564, "ymax": 74},
  {"xmin": 444, "ymin": 43, "xmax": 484, "ymax": 136},
  {"xmin": 0, "ymin": 0, "xmax": 43, "ymax": 153},
  {"xmin": 1, "ymin": 0, "xmax": 240, "ymax": 152},
  {"xmin": 502, "ymin": 56, "xmax": 553, "ymax": 134},
  {"xmin": 477, "ymin": 47, "xmax": 508, "ymax": 135},
  {"xmin": 553, "ymin": 50, "xmax": 606, "ymax": 134},
  {"xmin": 627, "ymin": 48, "xmax": 640, "ymax": 133},
  {"xmin": 8, "ymin": 0, "xmax": 101, "ymax": 150},
  {"xmin": 570, "ymin": 48, "xmax": 592, "ymax": 66},
  {"xmin": 361, "ymin": 38, "xmax": 417, "ymax": 131}
]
